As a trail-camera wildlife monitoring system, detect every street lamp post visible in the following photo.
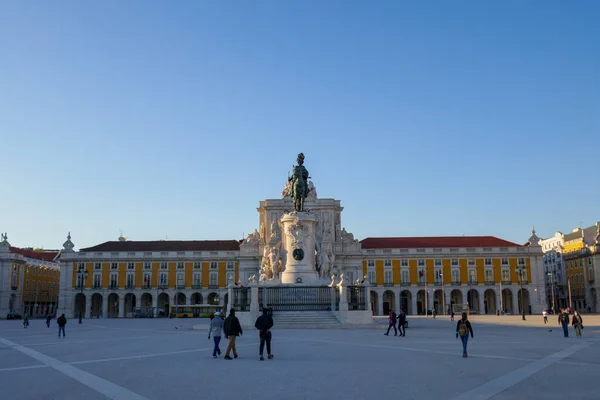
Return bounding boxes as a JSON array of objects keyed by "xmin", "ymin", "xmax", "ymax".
[
  {"xmin": 547, "ymin": 272, "xmax": 556, "ymax": 313},
  {"xmin": 77, "ymin": 269, "xmax": 89, "ymax": 324},
  {"xmin": 515, "ymin": 265, "xmax": 526, "ymax": 321}
]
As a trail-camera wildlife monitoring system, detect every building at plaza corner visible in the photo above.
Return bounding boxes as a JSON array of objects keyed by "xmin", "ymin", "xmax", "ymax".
[
  {"xmin": 0, "ymin": 233, "xmax": 61, "ymax": 318},
  {"xmin": 55, "ymin": 154, "xmax": 548, "ymax": 320}
]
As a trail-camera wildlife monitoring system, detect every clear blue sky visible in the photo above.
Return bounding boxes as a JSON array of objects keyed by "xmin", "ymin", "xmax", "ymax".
[{"xmin": 1, "ymin": 1, "xmax": 599, "ymax": 250}]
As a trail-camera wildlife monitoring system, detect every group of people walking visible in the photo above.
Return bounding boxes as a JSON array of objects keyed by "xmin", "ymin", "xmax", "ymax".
[
  {"xmin": 21, "ymin": 313, "xmax": 68, "ymax": 337},
  {"xmin": 208, "ymin": 307, "xmax": 275, "ymax": 361},
  {"xmin": 384, "ymin": 310, "xmax": 407, "ymax": 337},
  {"xmin": 557, "ymin": 309, "xmax": 584, "ymax": 338}
]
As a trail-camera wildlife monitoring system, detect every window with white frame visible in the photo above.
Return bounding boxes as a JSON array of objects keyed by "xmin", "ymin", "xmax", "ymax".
[
  {"xmin": 42, "ymin": 282, "xmax": 46, "ymax": 290},
  {"xmin": 451, "ymin": 259, "xmax": 458, "ymax": 266},
  {"xmin": 126, "ymin": 273, "xmax": 134, "ymax": 288},
  {"xmin": 367, "ymin": 260, "xmax": 375, "ymax": 267},
  {"xmin": 485, "ymin": 258, "xmax": 492, "ymax": 266},
  {"xmin": 93, "ymin": 273, "xmax": 101, "ymax": 288},
  {"xmin": 160, "ymin": 262, "xmax": 168, "ymax": 270},
  {"xmin": 226, "ymin": 272, "xmax": 234, "ymax": 285},
  {"xmin": 485, "ymin": 269, "xmax": 493, "ymax": 281},
  {"xmin": 209, "ymin": 271, "xmax": 218, "ymax": 286},
  {"xmin": 469, "ymin": 270, "xmax": 476, "ymax": 282},
  {"xmin": 451, "ymin": 269, "xmax": 459, "ymax": 282},
  {"xmin": 418, "ymin": 269, "xmax": 425, "ymax": 283},
  {"xmin": 78, "ymin": 263, "xmax": 85, "ymax": 271},
  {"xmin": 193, "ymin": 272, "xmax": 201, "ymax": 286},
  {"xmin": 384, "ymin": 270, "xmax": 392, "ymax": 284},
  {"xmin": 435, "ymin": 269, "xmax": 442, "ymax": 283},
  {"xmin": 401, "ymin": 260, "xmax": 408, "ymax": 267},
  {"xmin": 176, "ymin": 272, "xmax": 184, "ymax": 287},
  {"xmin": 193, "ymin": 262, "xmax": 201, "ymax": 270},
  {"xmin": 418, "ymin": 259, "xmax": 425, "ymax": 266},
  {"xmin": 227, "ymin": 261, "xmax": 234, "ymax": 270},
  {"xmin": 144, "ymin": 262, "xmax": 151, "ymax": 270},
  {"xmin": 111, "ymin": 263, "xmax": 118, "ymax": 270},
  {"xmin": 588, "ymin": 258, "xmax": 593, "ymax": 266},
  {"xmin": 94, "ymin": 263, "xmax": 102, "ymax": 270},
  {"xmin": 26, "ymin": 280, "xmax": 30, "ymax": 289},
  {"xmin": 502, "ymin": 269, "xmax": 509, "ymax": 281},
  {"xmin": 501, "ymin": 258, "xmax": 509, "ymax": 265},
  {"xmin": 143, "ymin": 272, "xmax": 151, "ymax": 287},
  {"xmin": 401, "ymin": 270, "xmax": 409, "ymax": 283},
  {"xmin": 468, "ymin": 259, "xmax": 475, "ymax": 266},
  {"xmin": 159, "ymin": 272, "xmax": 168, "ymax": 286},
  {"xmin": 210, "ymin": 262, "xmax": 218, "ymax": 269},
  {"xmin": 518, "ymin": 258, "xmax": 525, "ymax": 265},
  {"xmin": 367, "ymin": 270, "xmax": 376, "ymax": 284},
  {"xmin": 435, "ymin": 259, "xmax": 442, "ymax": 266},
  {"xmin": 384, "ymin": 260, "xmax": 392, "ymax": 267},
  {"xmin": 43, "ymin": 269, "xmax": 47, "ymax": 276},
  {"xmin": 177, "ymin": 262, "xmax": 184, "ymax": 270},
  {"xmin": 127, "ymin": 262, "xmax": 134, "ymax": 270},
  {"xmin": 110, "ymin": 273, "xmax": 118, "ymax": 288}
]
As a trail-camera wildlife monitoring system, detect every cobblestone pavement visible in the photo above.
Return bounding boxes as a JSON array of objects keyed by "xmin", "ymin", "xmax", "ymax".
[{"xmin": 1, "ymin": 315, "xmax": 599, "ymax": 400}]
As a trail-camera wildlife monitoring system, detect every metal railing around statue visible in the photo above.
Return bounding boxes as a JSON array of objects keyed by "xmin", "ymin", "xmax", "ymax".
[
  {"xmin": 232, "ymin": 287, "xmax": 251, "ymax": 312},
  {"xmin": 347, "ymin": 285, "xmax": 366, "ymax": 310},
  {"xmin": 259, "ymin": 286, "xmax": 335, "ymax": 311}
]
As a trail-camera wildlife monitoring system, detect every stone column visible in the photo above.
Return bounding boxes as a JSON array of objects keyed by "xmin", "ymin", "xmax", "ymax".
[
  {"xmin": 86, "ymin": 295, "xmax": 92, "ymax": 319},
  {"xmin": 363, "ymin": 284, "xmax": 370, "ymax": 312},
  {"xmin": 118, "ymin": 295, "xmax": 125, "ymax": 318},
  {"xmin": 338, "ymin": 286, "xmax": 348, "ymax": 312},
  {"xmin": 250, "ymin": 284, "xmax": 259, "ymax": 318},
  {"xmin": 513, "ymin": 290, "xmax": 519, "ymax": 315},
  {"xmin": 411, "ymin": 289, "xmax": 417, "ymax": 315},
  {"xmin": 102, "ymin": 295, "xmax": 108, "ymax": 319},
  {"xmin": 479, "ymin": 290, "xmax": 485, "ymax": 315},
  {"xmin": 377, "ymin": 290, "xmax": 383, "ymax": 316},
  {"xmin": 152, "ymin": 294, "xmax": 158, "ymax": 317}
]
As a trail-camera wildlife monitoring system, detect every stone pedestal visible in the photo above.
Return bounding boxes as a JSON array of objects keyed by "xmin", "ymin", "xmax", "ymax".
[{"xmin": 280, "ymin": 212, "xmax": 320, "ymax": 285}]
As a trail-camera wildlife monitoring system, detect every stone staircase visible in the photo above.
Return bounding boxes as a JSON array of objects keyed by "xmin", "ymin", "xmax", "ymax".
[{"xmin": 271, "ymin": 311, "xmax": 341, "ymax": 329}]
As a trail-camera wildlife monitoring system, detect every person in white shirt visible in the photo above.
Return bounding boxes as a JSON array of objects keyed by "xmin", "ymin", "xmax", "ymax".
[{"xmin": 542, "ymin": 310, "xmax": 548, "ymax": 324}]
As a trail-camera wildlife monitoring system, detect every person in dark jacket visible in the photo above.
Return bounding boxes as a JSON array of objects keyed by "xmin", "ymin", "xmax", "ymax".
[
  {"xmin": 223, "ymin": 308, "xmax": 243, "ymax": 360},
  {"xmin": 455, "ymin": 312, "xmax": 474, "ymax": 358},
  {"xmin": 46, "ymin": 314, "xmax": 52, "ymax": 328},
  {"xmin": 57, "ymin": 314, "xmax": 67, "ymax": 338},
  {"xmin": 255, "ymin": 308, "xmax": 274, "ymax": 360},
  {"xmin": 571, "ymin": 311, "xmax": 583, "ymax": 337},
  {"xmin": 559, "ymin": 309, "xmax": 570, "ymax": 338},
  {"xmin": 384, "ymin": 311, "xmax": 397, "ymax": 336},
  {"xmin": 397, "ymin": 309, "xmax": 406, "ymax": 337}
]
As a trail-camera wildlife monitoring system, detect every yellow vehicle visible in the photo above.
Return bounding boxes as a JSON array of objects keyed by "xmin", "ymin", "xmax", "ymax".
[{"xmin": 169, "ymin": 304, "xmax": 222, "ymax": 318}]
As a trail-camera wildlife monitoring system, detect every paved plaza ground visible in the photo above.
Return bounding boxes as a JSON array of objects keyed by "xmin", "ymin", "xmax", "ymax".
[{"xmin": 1, "ymin": 314, "xmax": 599, "ymax": 400}]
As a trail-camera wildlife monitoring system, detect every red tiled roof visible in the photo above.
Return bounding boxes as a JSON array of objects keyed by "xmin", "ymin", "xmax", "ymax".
[
  {"xmin": 80, "ymin": 240, "xmax": 242, "ymax": 252},
  {"xmin": 360, "ymin": 236, "xmax": 522, "ymax": 249},
  {"xmin": 10, "ymin": 247, "xmax": 61, "ymax": 262}
]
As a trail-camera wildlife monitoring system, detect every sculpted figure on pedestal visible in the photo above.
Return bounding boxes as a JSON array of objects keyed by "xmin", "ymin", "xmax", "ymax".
[{"xmin": 288, "ymin": 153, "xmax": 310, "ymax": 212}]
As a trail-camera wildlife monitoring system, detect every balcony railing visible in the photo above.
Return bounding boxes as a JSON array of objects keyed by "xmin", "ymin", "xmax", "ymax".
[
  {"xmin": 126, "ymin": 283, "xmax": 135, "ymax": 289},
  {"xmin": 400, "ymin": 282, "xmax": 411, "ymax": 287},
  {"xmin": 208, "ymin": 284, "xmax": 219, "ymax": 289},
  {"xmin": 109, "ymin": 284, "xmax": 118, "ymax": 289},
  {"xmin": 501, "ymin": 280, "xmax": 512, "ymax": 285},
  {"xmin": 192, "ymin": 284, "xmax": 202, "ymax": 289},
  {"xmin": 416, "ymin": 282, "xmax": 426, "ymax": 286},
  {"xmin": 484, "ymin": 280, "xmax": 495, "ymax": 285},
  {"xmin": 142, "ymin": 283, "xmax": 151, "ymax": 289},
  {"xmin": 158, "ymin": 284, "xmax": 169, "ymax": 289},
  {"xmin": 92, "ymin": 284, "xmax": 102, "ymax": 289},
  {"xmin": 384, "ymin": 282, "xmax": 394, "ymax": 287},
  {"xmin": 468, "ymin": 280, "xmax": 478, "ymax": 285},
  {"xmin": 434, "ymin": 281, "xmax": 443, "ymax": 286},
  {"xmin": 451, "ymin": 280, "xmax": 461, "ymax": 285}
]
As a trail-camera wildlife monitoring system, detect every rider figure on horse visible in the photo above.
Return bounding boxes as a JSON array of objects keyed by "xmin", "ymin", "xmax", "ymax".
[{"xmin": 289, "ymin": 153, "xmax": 310, "ymax": 211}]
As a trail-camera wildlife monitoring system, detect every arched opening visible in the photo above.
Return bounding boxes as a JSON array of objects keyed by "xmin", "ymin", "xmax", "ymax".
[
  {"xmin": 370, "ymin": 291, "xmax": 378, "ymax": 315},
  {"xmin": 174, "ymin": 292, "xmax": 186, "ymax": 306},
  {"xmin": 484, "ymin": 289, "xmax": 496, "ymax": 314},
  {"xmin": 207, "ymin": 292, "xmax": 220, "ymax": 306},
  {"xmin": 450, "ymin": 289, "xmax": 463, "ymax": 313},
  {"xmin": 157, "ymin": 293, "xmax": 170, "ymax": 317},
  {"xmin": 74, "ymin": 293, "xmax": 86, "ymax": 320},
  {"xmin": 590, "ymin": 288, "xmax": 597, "ymax": 313},
  {"xmin": 467, "ymin": 289, "xmax": 480, "ymax": 314},
  {"xmin": 91, "ymin": 293, "xmax": 103, "ymax": 318},
  {"xmin": 124, "ymin": 293, "xmax": 136, "ymax": 317},
  {"xmin": 416, "ymin": 290, "xmax": 426, "ymax": 315},
  {"xmin": 191, "ymin": 292, "xmax": 203, "ymax": 305},
  {"xmin": 108, "ymin": 293, "xmax": 119, "ymax": 318},
  {"xmin": 433, "ymin": 290, "xmax": 445, "ymax": 314},
  {"xmin": 141, "ymin": 293, "xmax": 153, "ymax": 313},
  {"xmin": 502, "ymin": 289, "xmax": 513, "ymax": 314},
  {"xmin": 382, "ymin": 290, "xmax": 395, "ymax": 315},
  {"xmin": 518, "ymin": 288, "xmax": 530, "ymax": 315},
  {"xmin": 400, "ymin": 290, "xmax": 412, "ymax": 314}
]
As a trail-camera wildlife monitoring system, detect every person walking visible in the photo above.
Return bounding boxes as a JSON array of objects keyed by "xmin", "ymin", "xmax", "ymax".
[
  {"xmin": 23, "ymin": 313, "xmax": 29, "ymax": 328},
  {"xmin": 456, "ymin": 312, "xmax": 474, "ymax": 358},
  {"xmin": 208, "ymin": 311, "xmax": 224, "ymax": 358},
  {"xmin": 572, "ymin": 311, "xmax": 583, "ymax": 338},
  {"xmin": 223, "ymin": 308, "xmax": 243, "ymax": 360},
  {"xmin": 397, "ymin": 309, "xmax": 406, "ymax": 337},
  {"xmin": 559, "ymin": 309, "xmax": 570, "ymax": 338},
  {"xmin": 450, "ymin": 310, "xmax": 455, "ymax": 321},
  {"xmin": 384, "ymin": 310, "xmax": 398, "ymax": 336},
  {"xmin": 57, "ymin": 314, "xmax": 67, "ymax": 338},
  {"xmin": 255, "ymin": 308, "xmax": 274, "ymax": 361},
  {"xmin": 542, "ymin": 309, "xmax": 548, "ymax": 324},
  {"xmin": 432, "ymin": 308, "xmax": 437, "ymax": 319},
  {"xmin": 46, "ymin": 314, "xmax": 52, "ymax": 328}
]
